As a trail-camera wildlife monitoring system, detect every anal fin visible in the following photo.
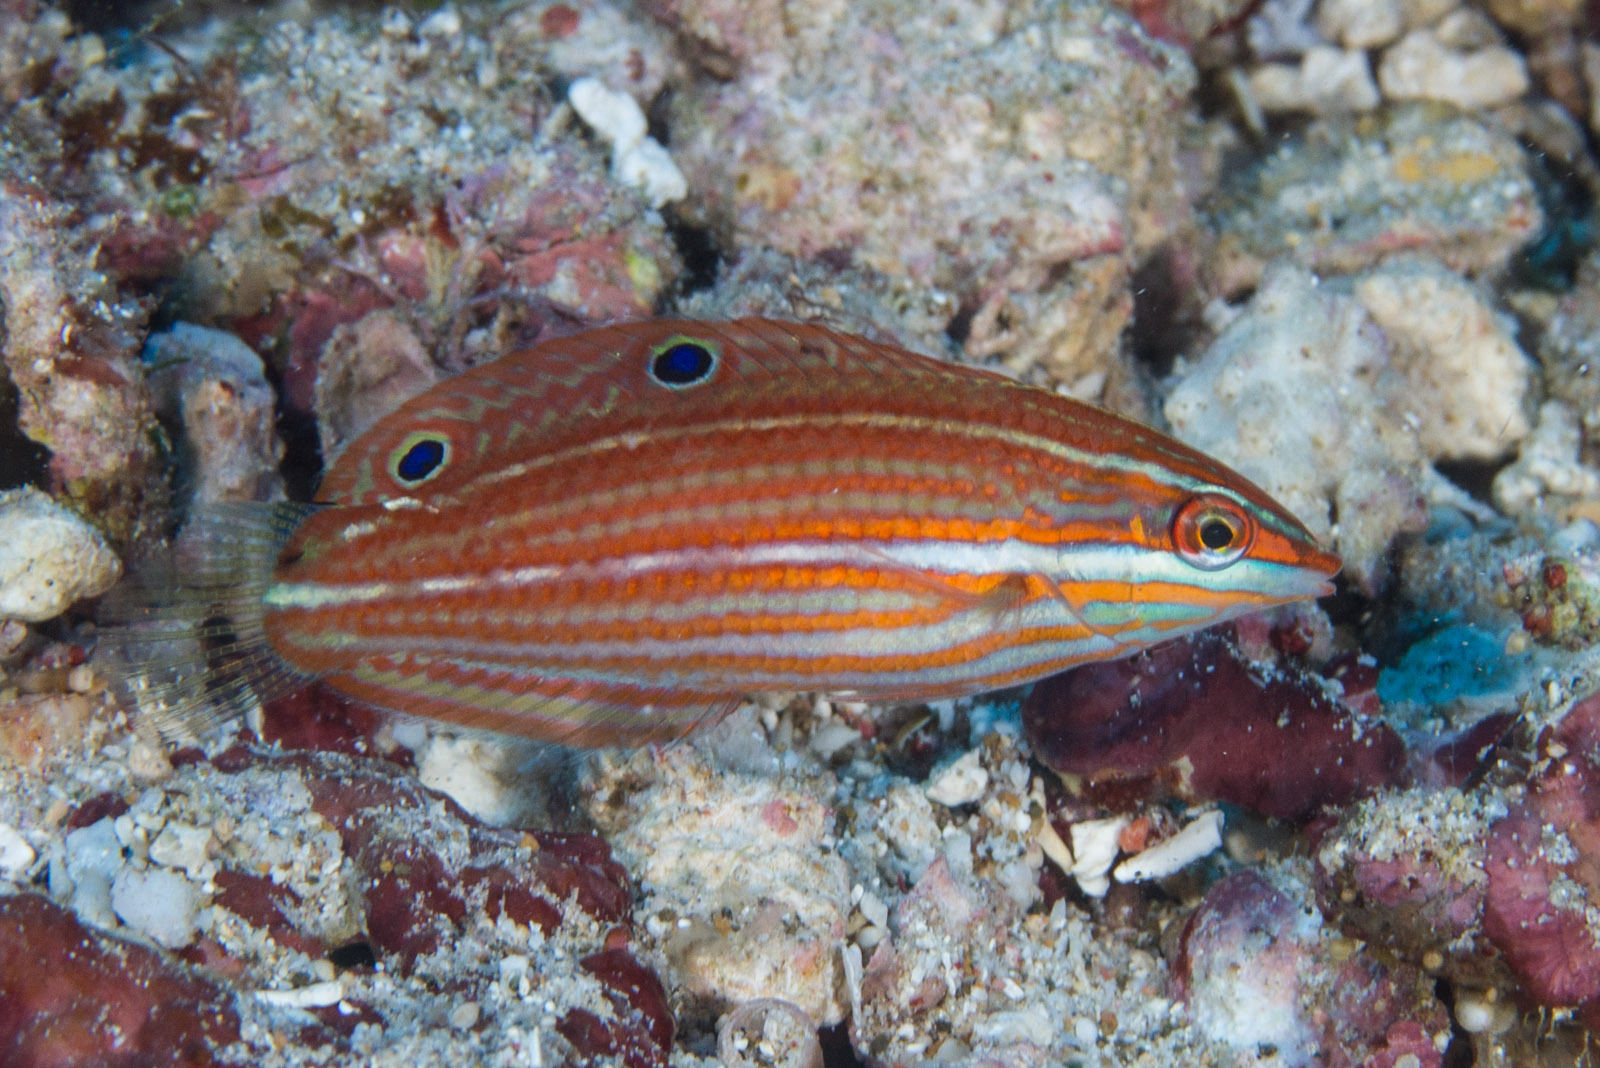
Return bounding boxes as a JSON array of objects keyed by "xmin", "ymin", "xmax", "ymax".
[{"xmin": 327, "ymin": 653, "xmax": 742, "ymax": 748}]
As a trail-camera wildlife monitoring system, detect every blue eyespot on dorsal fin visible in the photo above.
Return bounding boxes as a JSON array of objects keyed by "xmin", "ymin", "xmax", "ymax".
[
  {"xmin": 390, "ymin": 432, "xmax": 451, "ymax": 485},
  {"xmin": 648, "ymin": 337, "xmax": 719, "ymax": 388}
]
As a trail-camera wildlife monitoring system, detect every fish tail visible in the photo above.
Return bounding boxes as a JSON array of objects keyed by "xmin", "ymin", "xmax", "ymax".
[{"xmin": 97, "ymin": 501, "xmax": 317, "ymax": 742}]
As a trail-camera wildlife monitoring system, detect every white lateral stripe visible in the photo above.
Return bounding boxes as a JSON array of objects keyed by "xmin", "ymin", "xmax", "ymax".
[{"xmin": 264, "ymin": 538, "xmax": 1310, "ymax": 611}]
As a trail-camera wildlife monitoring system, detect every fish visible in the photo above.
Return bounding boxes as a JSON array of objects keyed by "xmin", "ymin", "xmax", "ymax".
[{"xmin": 106, "ymin": 318, "xmax": 1341, "ymax": 747}]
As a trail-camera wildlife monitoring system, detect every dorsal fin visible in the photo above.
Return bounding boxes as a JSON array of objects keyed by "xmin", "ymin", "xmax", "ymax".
[{"xmin": 316, "ymin": 319, "xmax": 1002, "ymax": 507}]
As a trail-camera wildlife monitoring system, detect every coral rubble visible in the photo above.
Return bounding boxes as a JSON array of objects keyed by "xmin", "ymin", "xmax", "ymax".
[{"xmin": 3, "ymin": 0, "xmax": 1600, "ymax": 1063}]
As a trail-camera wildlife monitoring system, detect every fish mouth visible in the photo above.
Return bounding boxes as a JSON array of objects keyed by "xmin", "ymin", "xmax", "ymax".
[{"xmin": 1301, "ymin": 545, "xmax": 1343, "ymax": 598}]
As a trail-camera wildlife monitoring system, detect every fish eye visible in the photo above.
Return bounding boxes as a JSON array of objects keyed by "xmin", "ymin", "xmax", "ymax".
[
  {"xmin": 648, "ymin": 337, "xmax": 719, "ymax": 388},
  {"xmin": 1173, "ymin": 494, "xmax": 1253, "ymax": 570},
  {"xmin": 390, "ymin": 432, "xmax": 450, "ymax": 485},
  {"xmin": 1199, "ymin": 516, "xmax": 1236, "ymax": 551}
]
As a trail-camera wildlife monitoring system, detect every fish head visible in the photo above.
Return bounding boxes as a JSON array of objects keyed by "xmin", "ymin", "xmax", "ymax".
[
  {"xmin": 1081, "ymin": 447, "xmax": 1344, "ymax": 642},
  {"xmin": 1155, "ymin": 484, "xmax": 1342, "ymax": 607},
  {"xmin": 1054, "ymin": 431, "xmax": 1341, "ymax": 632}
]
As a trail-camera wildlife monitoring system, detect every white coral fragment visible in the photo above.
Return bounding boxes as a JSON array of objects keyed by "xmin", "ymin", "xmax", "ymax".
[
  {"xmin": 568, "ymin": 76, "xmax": 686, "ymax": 207},
  {"xmin": 146, "ymin": 821, "xmax": 216, "ymax": 879},
  {"xmin": 1315, "ymin": 0, "xmax": 1403, "ymax": 49},
  {"xmin": 255, "ymin": 980, "xmax": 348, "ymax": 1010},
  {"xmin": 1066, "ymin": 815, "xmax": 1130, "ymax": 898},
  {"xmin": 0, "ymin": 823, "xmax": 35, "ymax": 881},
  {"xmin": 1493, "ymin": 402, "xmax": 1600, "ymax": 515},
  {"xmin": 1247, "ymin": 0, "xmax": 1323, "ymax": 60},
  {"xmin": 1114, "ymin": 810, "xmax": 1224, "ymax": 885},
  {"xmin": 111, "ymin": 866, "xmax": 204, "ymax": 949}
]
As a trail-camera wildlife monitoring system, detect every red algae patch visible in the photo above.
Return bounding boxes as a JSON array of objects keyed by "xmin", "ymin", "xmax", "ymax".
[
  {"xmin": 0, "ymin": 892, "xmax": 241, "ymax": 1066},
  {"xmin": 1025, "ymin": 628, "xmax": 1405, "ymax": 821}
]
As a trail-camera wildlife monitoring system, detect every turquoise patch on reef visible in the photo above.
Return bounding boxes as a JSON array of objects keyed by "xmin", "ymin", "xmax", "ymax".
[{"xmin": 1376, "ymin": 624, "xmax": 1520, "ymax": 708}]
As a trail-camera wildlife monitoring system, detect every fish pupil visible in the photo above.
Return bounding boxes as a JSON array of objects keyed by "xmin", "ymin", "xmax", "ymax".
[
  {"xmin": 1199, "ymin": 516, "xmax": 1235, "ymax": 551},
  {"xmin": 651, "ymin": 341, "xmax": 716, "ymax": 386},
  {"xmin": 397, "ymin": 438, "xmax": 446, "ymax": 482}
]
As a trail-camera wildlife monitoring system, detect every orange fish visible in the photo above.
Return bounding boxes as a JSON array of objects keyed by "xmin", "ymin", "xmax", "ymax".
[{"xmin": 109, "ymin": 319, "xmax": 1340, "ymax": 746}]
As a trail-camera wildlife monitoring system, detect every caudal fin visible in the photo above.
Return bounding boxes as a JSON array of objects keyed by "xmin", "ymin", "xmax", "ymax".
[{"xmin": 97, "ymin": 501, "xmax": 317, "ymax": 742}]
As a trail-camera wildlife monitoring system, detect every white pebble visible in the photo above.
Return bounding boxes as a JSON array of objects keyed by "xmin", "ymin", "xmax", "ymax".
[
  {"xmin": 1378, "ymin": 29, "xmax": 1529, "ymax": 110},
  {"xmin": 971, "ymin": 1006, "xmax": 1052, "ymax": 1046},
  {"xmin": 858, "ymin": 890, "xmax": 888, "ymax": 930},
  {"xmin": 0, "ymin": 823, "xmax": 35, "ymax": 879},
  {"xmin": 1455, "ymin": 989, "xmax": 1515, "ymax": 1034},
  {"xmin": 809, "ymin": 722, "xmax": 860, "ymax": 759},
  {"xmin": 1250, "ymin": 46, "xmax": 1380, "ymax": 114},
  {"xmin": 924, "ymin": 749, "xmax": 988, "ymax": 807},
  {"xmin": 147, "ymin": 821, "xmax": 215, "ymax": 878},
  {"xmin": 60, "ymin": 818, "xmax": 124, "ymax": 928},
  {"xmin": 111, "ymin": 866, "xmax": 203, "ymax": 948},
  {"xmin": 417, "ymin": 5, "xmax": 461, "ymax": 39},
  {"xmin": 499, "ymin": 954, "xmax": 531, "ymax": 985},
  {"xmin": 1315, "ymin": 0, "xmax": 1403, "ymax": 49},
  {"xmin": 0, "ymin": 487, "xmax": 121, "ymax": 622},
  {"xmin": 379, "ymin": 9, "xmax": 411, "ymax": 38},
  {"xmin": 449, "ymin": 1000, "xmax": 481, "ymax": 1029}
]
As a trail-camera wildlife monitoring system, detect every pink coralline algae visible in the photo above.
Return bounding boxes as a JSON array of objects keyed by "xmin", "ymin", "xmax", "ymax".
[
  {"xmin": 257, "ymin": 683, "xmax": 409, "ymax": 764},
  {"xmin": 207, "ymin": 868, "xmax": 326, "ymax": 962},
  {"xmin": 1173, "ymin": 868, "xmax": 1449, "ymax": 1068},
  {"xmin": 0, "ymin": 180, "xmax": 158, "ymax": 541},
  {"xmin": 1483, "ymin": 690, "xmax": 1600, "ymax": 1025},
  {"xmin": 1313, "ymin": 781, "xmax": 1511, "ymax": 997},
  {"xmin": 224, "ymin": 748, "xmax": 634, "ymax": 968},
  {"xmin": 1024, "ymin": 627, "xmax": 1406, "ymax": 820},
  {"xmin": 1120, "ymin": 0, "xmax": 1257, "ymax": 50},
  {"xmin": 11, "ymin": 742, "xmax": 674, "ymax": 1067},
  {"xmin": 0, "ymin": 893, "xmax": 240, "ymax": 1067},
  {"xmin": 1313, "ymin": 689, "xmax": 1600, "ymax": 1043},
  {"xmin": 240, "ymin": 749, "xmax": 671, "ymax": 1065}
]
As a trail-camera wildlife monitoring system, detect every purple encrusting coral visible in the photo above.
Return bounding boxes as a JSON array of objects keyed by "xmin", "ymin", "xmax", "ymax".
[{"xmin": 5, "ymin": 0, "xmax": 1600, "ymax": 1064}]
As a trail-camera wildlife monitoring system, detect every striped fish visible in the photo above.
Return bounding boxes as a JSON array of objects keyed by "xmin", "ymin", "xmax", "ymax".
[{"xmin": 108, "ymin": 319, "xmax": 1340, "ymax": 746}]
